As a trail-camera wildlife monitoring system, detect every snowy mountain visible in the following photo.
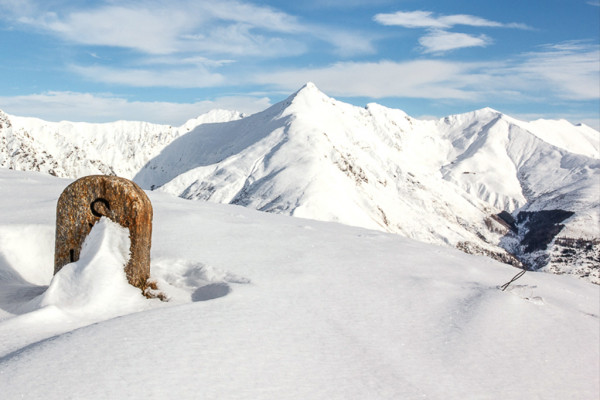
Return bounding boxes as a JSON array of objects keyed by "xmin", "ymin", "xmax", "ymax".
[
  {"xmin": 0, "ymin": 169, "xmax": 598, "ymax": 399},
  {"xmin": 436, "ymin": 108, "xmax": 599, "ymax": 277},
  {"xmin": 0, "ymin": 108, "xmax": 244, "ymax": 179},
  {"xmin": 1, "ymin": 83, "xmax": 598, "ymax": 282},
  {"xmin": 137, "ymin": 86, "xmax": 522, "ymax": 272}
]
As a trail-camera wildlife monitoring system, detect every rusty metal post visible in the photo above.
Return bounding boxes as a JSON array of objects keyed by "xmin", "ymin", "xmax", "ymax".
[{"xmin": 54, "ymin": 175, "xmax": 153, "ymax": 290}]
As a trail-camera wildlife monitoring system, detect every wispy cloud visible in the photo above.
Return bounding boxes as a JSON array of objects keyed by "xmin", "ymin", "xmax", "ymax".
[
  {"xmin": 309, "ymin": 28, "xmax": 376, "ymax": 56},
  {"xmin": 504, "ymin": 41, "xmax": 600, "ymax": 101},
  {"xmin": 0, "ymin": 91, "xmax": 271, "ymax": 124},
  {"xmin": 254, "ymin": 60, "xmax": 482, "ymax": 99},
  {"xmin": 0, "ymin": 0, "xmax": 373, "ymax": 57},
  {"xmin": 68, "ymin": 64, "xmax": 227, "ymax": 88},
  {"xmin": 374, "ymin": 10, "xmax": 446, "ymax": 28},
  {"xmin": 254, "ymin": 41, "xmax": 599, "ymax": 103},
  {"xmin": 141, "ymin": 56, "xmax": 236, "ymax": 68},
  {"xmin": 373, "ymin": 10, "xmax": 530, "ymax": 30},
  {"xmin": 299, "ymin": 0, "xmax": 391, "ymax": 8},
  {"xmin": 63, "ymin": 39, "xmax": 597, "ymax": 104},
  {"xmin": 199, "ymin": 1, "xmax": 302, "ymax": 33},
  {"xmin": 419, "ymin": 31, "xmax": 492, "ymax": 53},
  {"xmin": 374, "ymin": 10, "xmax": 530, "ymax": 53},
  {"xmin": 7, "ymin": 1, "xmax": 300, "ymax": 55}
]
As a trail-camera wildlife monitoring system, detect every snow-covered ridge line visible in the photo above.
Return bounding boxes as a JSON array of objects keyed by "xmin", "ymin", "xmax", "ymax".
[
  {"xmin": 0, "ymin": 108, "xmax": 245, "ymax": 180},
  {"xmin": 1, "ymin": 83, "xmax": 598, "ymax": 282}
]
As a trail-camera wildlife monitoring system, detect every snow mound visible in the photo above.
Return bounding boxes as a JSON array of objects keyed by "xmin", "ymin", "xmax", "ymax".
[
  {"xmin": 36, "ymin": 217, "xmax": 146, "ymax": 314},
  {"xmin": 5, "ymin": 217, "xmax": 250, "ymax": 316},
  {"xmin": 0, "ymin": 217, "xmax": 147, "ymax": 357},
  {"xmin": 0, "ymin": 196, "xmax": 249, "ymax": 357},
  {"xmin": 150, "ymin": 258, "xmax": 250, "ymax": 303},
  {"xmin": 0, "ymin": 224, "xmax": 54, "ymax": 286}
]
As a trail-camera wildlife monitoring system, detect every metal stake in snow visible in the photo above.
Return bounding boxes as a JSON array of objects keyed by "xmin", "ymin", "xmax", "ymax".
[{"xmin": 54, "ymin": 175, "xmax": 153, "ymax": 291}]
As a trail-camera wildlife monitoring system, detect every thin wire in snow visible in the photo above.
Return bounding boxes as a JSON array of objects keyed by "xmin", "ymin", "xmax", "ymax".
[{"xmin": 500, "ymin": 269, "xmax": 527, "ymax": 291}]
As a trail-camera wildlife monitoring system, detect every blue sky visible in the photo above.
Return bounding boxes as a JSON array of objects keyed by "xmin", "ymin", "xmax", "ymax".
[{"xmin": 0, "ymin": 0, "xmax": 599, "ymax": 129}]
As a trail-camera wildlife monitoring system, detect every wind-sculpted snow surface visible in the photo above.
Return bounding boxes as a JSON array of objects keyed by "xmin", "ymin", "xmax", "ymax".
[
  {"xmin": 0, "ymin": 169, "xmax": 598, "ymax": 399},
  {"xmin": 1, "ymin": 83, "xmax": 598, "ymax": 281}
]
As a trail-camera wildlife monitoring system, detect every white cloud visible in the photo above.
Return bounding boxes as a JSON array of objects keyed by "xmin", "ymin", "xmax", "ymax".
[
  {"xmin": 34, "ymin": 6, "xmax": 189, "ymax": 54},
  {"xmin": 254, "ymin": 42, "xmax": 599, "ymax": 103},
  {"xmin": 254, "ymin": 60, "xmax": 481, "ymax": 99},
  {"xmin": 501, "ymin": 41, "xmax": 600, "ymax": 101},
  {"xmin": 0, "ymin": 91, "xmax": 272, "ymax": 125},
  {"xmin": 373, "ymin": 10, "xmax": 530, "ymax": 54},
  {"xmin": 373, "ymin": 10, "xmax": 530, "ymax": 30},
  {"xmin": 0, "ymin": 0, "xmax": 37, "ymax": 17},
  {"xmin": 141, "ymin": 56, "xmax": 236, "ymax": 68},
  {"xmin": 438, "ymin": 14, "xmax": 504, "ymax": 28},
  {"xmin": 419, "ymin": 30, "xmax": 492, "ymax": 53},
  {"xmin": 69, "ymin": 65, "xmax": 227, "ymax": 88},
  {"xmin": 200, "ymin": 1, "xmax": 302, "ymax": 33},
  {"xmin": 438, "ymin": 15, "xmax": 530, "ymax": 30},
  {"xmin": 12, "ymin": 1, "xmax": 300, "ymax": 55},
  {"xmin": 308, "ymin": 28, "xmax": 376, "ymax": 56},
  {"xmin": 300, "ymin": 0, "xmax": 391, "ymax": 8},
  {"xmin": 0, "ymin": 0, "xmax": 372, "ymax": 57},
  {"xmin": 374, "ymin": 10, "xmax": 446, "ymax": 28},
  {"xmin": 179, "ymin": 25, "xmax": 307, "ymax": 57}
]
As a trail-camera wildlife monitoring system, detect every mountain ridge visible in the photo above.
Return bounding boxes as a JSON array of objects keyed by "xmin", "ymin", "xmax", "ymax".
[{"xmin": 1, "ymin": 83, "xmax": 598, "ymax": 282}]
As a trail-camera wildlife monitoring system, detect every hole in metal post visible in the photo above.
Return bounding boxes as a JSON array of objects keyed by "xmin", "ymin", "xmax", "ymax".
[{"xmin": 90, "ymin": 198, "xmax": 111, "ymax": 217}]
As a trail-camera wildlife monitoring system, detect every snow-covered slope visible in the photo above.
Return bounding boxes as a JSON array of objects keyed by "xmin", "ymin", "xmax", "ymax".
[
  {"xmin": 525, "ymin": 118, "xmax": 600, "ymax": 159},
  {"xmin": 134, "ymin": 84, "xmax": 598, "ymax": 280},
  {"xmin": 1, "ymin": 84, "xmax": 598, "ymax": 281},
  {"xmin": 133, "ymin": 85, "xmax": 524, "ymax": 269},
  {"xmin": 0, "ymin": 169, "xmax": 598, "ymax": 399},
  {"xmin": 438, "ymin": 108, "xmax": 598, "ymax": 213},
  {"xmin": 436, "ymin": 108, "xmax": 599, "ymax": 277}
]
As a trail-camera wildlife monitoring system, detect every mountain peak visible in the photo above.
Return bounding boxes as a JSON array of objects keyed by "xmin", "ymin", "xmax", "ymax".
[
  {"xmin": 267, "ymin": 82, "xmax": 335, "ymax": 118},
  {"xmin": 299, "ymin": 81, "xmax": 320, "ymax": 92},
  {"xmin": 288, "ymin": 82, "xmax": 331, "ymax": 104},
  {"xmin": 474, "ymin": 106, "xmax": 502, "ymax": 116}
]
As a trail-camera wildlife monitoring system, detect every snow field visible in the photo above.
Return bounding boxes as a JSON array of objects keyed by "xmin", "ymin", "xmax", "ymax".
[{"xmin": 0, "ymin": 169, "xmax": 597, "ymax": 399}]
